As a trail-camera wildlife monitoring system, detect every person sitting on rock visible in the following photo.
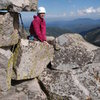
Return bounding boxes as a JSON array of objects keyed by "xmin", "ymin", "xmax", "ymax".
[{"xmin": 29, "ymin": 7, "xmax": 47, "ymax": 43}]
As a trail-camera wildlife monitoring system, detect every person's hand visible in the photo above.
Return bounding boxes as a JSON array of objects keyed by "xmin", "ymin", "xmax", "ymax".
[
  {"xmin": 43, "ymin": 41, "xmax": 48, "ymax": 44},
  {"xmin": 43, "ymin": 41, "xmax": 49, "ymax": 46}
]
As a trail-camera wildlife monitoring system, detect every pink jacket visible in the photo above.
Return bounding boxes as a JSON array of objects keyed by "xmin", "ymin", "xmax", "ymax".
[{"xmin": 30, "ymin": 15, "xmax": 46, "ymax": 42}]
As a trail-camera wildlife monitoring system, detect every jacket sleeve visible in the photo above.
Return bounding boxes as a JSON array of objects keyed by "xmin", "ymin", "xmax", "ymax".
[
  {"xmin": 43, "ymin": 33, "xmax": 46, "ymax": 41},
  {"xmin": 33, "ymin": 19, "xmax": 43, "ymax": 42},
  {"xmin": 41, "ymin": 21, "xmax": 47, "ymax": 41}
]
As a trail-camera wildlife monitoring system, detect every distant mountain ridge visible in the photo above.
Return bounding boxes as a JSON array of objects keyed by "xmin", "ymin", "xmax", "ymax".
[
  {"xmin": 84, "ymin": 27, "xmax": 100, "ymax": 46},
  {"xmin": 47, "ymin": 18, "xmax": 100, "ymax": 33},
  {"xmin": 80, "ymin": 27, "xmax": 100, "ymax": 36},
  {"xmin": 46, "ymin": 27, "xmax": 71, "ymax": 37}
]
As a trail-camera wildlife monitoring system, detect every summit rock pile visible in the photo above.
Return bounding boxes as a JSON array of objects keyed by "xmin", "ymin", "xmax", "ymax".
[{"xmin": 1, "ymin": 0, "xmax": 100, "ymax": 100}]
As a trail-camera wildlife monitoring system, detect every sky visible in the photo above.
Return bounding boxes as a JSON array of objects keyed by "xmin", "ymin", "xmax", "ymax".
[
  {"xmin": 20, "ymin": 0, "xmax": 100, "ymax": 25},
  {"xmin": 38, "ymin": 0, "xmax": 100, "ymax": 21}
]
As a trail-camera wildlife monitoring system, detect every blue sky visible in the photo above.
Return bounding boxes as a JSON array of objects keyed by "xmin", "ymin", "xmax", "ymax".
[
  {"xmin": 21, "ymin": 0, "xmax": 100, "ymax": 24},
  {"xmin": 38, "ymin": 0, "xmax": 100, "ymax": 20}
]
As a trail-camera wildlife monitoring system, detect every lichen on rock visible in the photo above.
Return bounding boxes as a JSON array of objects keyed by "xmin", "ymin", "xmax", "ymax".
[
  {"xmin": 0, "ymin": 48, "xmax": 13, "ymax": 92},
  {"xmin": 12, "ymin": 39, "xmax": 54, "ymax": 80}
]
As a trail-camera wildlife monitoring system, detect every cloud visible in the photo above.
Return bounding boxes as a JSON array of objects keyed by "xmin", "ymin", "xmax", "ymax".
[
  {"xmin": 77, "ymin": 7, "xmax": 100, "ymax": 16},
  {"xmin": 62, "ymin": 12, "xmax": 67, "ymax": 17},
  {"xmin": 70, "ymin": 11, "xmax": 75, "ymax": 16},
  {"xmin": 97, "ymin": 7, "xmax": 100, "ymax": 13}
]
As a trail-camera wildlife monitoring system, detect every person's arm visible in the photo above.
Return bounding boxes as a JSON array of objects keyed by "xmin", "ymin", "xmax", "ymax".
[
  {"xmin": 41, "ymin": 20, "xmax": 47, "ymax": 41},
  {"xmin": 33, "ymin": 20, "xmax": 43, "ymax": 42},
  {"xmin": 43, "ymin": 32, "xmax": 47, "ymax": 41}
]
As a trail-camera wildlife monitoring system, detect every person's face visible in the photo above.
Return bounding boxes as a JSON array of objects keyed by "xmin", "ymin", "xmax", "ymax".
[{"xmin": 39, "ymin": 13, "xmax": 45, "ymax": 18}]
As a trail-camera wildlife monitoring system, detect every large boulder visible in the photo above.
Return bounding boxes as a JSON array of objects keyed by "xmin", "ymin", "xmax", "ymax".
[
  {"xmin": 93, "ymin": 48, "xmax": 100, "ymax": 63},
  {"xmin": 12, "ymin": 39, "xmax": 54, "ymax": 80},
  {"xmin": 0, "ymin": 13, "xmax": 19, "ymax": 47},
  {"xmin": 0, "ymin": 79, "xmax": 47, "ymax": 100},
  {"xmin": 0, "ymin": 48, "xmax": 13, "ymax": 92},
  {"xmin": 0, "ymin": 91, "xmax": 28, "ymax": 100},
  {"xmin": 39, "ymin": 63, "xmax": 100, "ymax": 100},
  {"xmin": 52, "ymin": 33, "xmax": 98, "ymax": 70},
  {"xmin": 16, "ymin": 78, "xmax": 47, "ymax": 100},
  {"xmin": 38, "ymin": 33, "xmax": 100, "ymax": 100},
  {"xmin": 0, "ymin": 0, "xmax": 38, "ymax": 12}
]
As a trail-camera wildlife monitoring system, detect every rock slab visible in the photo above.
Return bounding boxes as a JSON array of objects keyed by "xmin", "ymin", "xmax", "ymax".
[
  {"xmin": 12, "ymin": 39, "xmax": 54, "ymax": 80},
  {"xmin": 0, "ymin": 79, "xmax": 47, "ymax": 100},
  {"xmin": 52, "ymin": 33, "xmax": 98, "ymax": 70},
  {"xmin": 0, "ymin": 13, "xmax": 19, "ymax": 47},
  {"xmin": 0, "ymin": 48, "xmax": 13, "ymax": 92}
]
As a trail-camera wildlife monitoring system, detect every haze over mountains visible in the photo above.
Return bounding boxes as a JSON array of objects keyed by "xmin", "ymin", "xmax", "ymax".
[{"xmin": 47, "ymin": 18, "xmax": 100, "ymax": 33}]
